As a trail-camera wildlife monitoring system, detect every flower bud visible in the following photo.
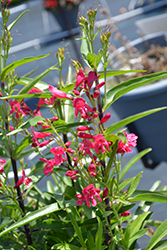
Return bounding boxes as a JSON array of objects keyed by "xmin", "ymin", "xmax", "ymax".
[
  {"xmin": 99, "ymin": 113, "xmax": 111, "ymax": 124},
  {"xmin": 103, "ymin": 187, "xmax": 109, "ymax": 198},
  {"xmin": 120, "ymin": 210, "xmax": 130, "ymax": 217},
  {"xmin": 93, "ymin": 90, "xmax": 100, "ymax": 98}
]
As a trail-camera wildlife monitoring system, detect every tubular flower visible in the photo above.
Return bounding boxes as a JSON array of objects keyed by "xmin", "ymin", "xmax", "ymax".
[
  {"xmin": 40, "ymin": 158, "xmax": 56, "ymax": 175},
  {"xmin": 73, "ymin": 97, "xmax": 93, "ymax": 119},
  {"xmin": 93, "ymin": 134, "xmax": 110, "ymax": 154},
  {"xmin": 66, "ymin": 170, "xmax": 79, "ymax": 179},
  {"xmin": 79, "ymin": 139, "xmax": 95, "ymax": 157},
  {"xmin": 76, "ymin": 126, "xmax": 93, "ymax": 132},
  {"xmin": 103, "ymin": 187, "xmax": 109, "ymax": 198},
  {"xmin": 83, "ymin": 71, "xmax": 100, "ymax": 90},
  {"xmin": 0, "ymin": 159, "xmax": 6, "ymax": 173},
  {"xmin": 14, "ymin": 170, "xmax": 32, "ymax": 189},
  {"xmin": 99, "ymin": 113, "xmax": 111, "ymax": 124},
  {"xmin": 50, "ymin": 147, "xmax": 67, "ymax": 165},
  {"xmin": 49, "ymin": 85, "xmax": 73, "ymax": 100},
  {"xmin": 9, "ymin": 100, "xmax": 27, "ymax": 119},
  {"xmin": 120, "ymin": 210, "xmax": 131, "ymax": 217},
  {"xmin": 117, "ymin": 131, "xmax": 138, "ymax": 155},
  {"xmin": 77, "ymin": 132, "xmax": 93, "ymax": 139},
  {"xmin": 95, "ymin": 81, "xmax": 105, "ymax": 89},
  {"xmin": 74, "ymin": 69, "xmax": 85, "ymax": 89},
  {"xmin": 31, "ymin": 126, "xmax": 52, "ymax": 138},
  {"xmin": 76, "ymin": 184, "xmax": 102, "ymax": 208}
]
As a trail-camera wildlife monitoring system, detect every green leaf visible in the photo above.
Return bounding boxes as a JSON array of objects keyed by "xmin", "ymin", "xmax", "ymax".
[
  {"xmin": 81, "ymin": 31, "xmax": 91, "ymax": 66},
  {"xmin": 7, "ymin": 116, "xmax": 45, "ymax": 136},
  {"xmin": 64, "ymin": 65, "xmax": 75, "ymax": 123},
  {"xmin": 129, "ymin": 192, "xmax": 167, "ymax": 203},
  {"xmin": 102, "ymin": 71, "xmax": 167, "ymax": 111},
  {"xmin": 8, "ymin": 10, "xmax": 30, "ymax": 31},
  {"xmin": 16, "ymin": 76, "xmax": 48, "ymax": 91},
  {"xmin": 154, "ymin": 240, "xmax": 167, "ymax": 250},
  {"xmin": 135, "ymin": 180, "xmax": 161, "ymax": 216},
  {"xmin": 129, "ymin": 228, "xmax": 148, "ymax": 247},
  {"xmin": 87, "ymin": 231, "xmax": 95, "ymax": 249},
  {"xmin": 98, "ymin": 69, "xmax": 146, "ymax": 79},
  {"xmin": 0, "ymin": 202, "xmax": 60, "ymax": 237},
  {"xmin": 18, "ymin": 64, "xmax": 58, "ymax": 96},
  {"xmin": 130, "ymin": 212, "xmax": 151, "ymax": 238},
  {"xmin": 119, "ymin": 148, "xmax": 152, "ymax": 180},
  {"xmin": 87, "ymin": 52, "xmax": 103, "ymax": 69},
  {"xmin": 1, "ymin": 53, "xmax": 51, "ymax": 81},
  {"xmin": 127, "ymin": 172, "xmax": 143, "ymax": 197},
  {"xmin": 104, "ymin": 140, "xmax": 118, "ymax": 183},
  {"xmin": 51, "ymin": 243, "xmax": 80, "ymax": 250},
  {"xmin": 145, "ymin": 220, "xmax": 167, "ymax": 250},
  {"xmin": 95, "ymin": 217, "xmax": 103, "ymax": 250},
  {"xmin": 70, "ymin": 213, "xmax": 86, "ymax": 248},
  {"xmin": 106, "ymin": 107, "xmax": 167, "ymax": 134}
]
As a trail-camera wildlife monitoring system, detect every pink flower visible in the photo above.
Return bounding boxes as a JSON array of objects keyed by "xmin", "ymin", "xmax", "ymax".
[
  {"xmin": 9, "ymin": 100, "xmax": 27, "ymax": 119},
  {"xmin": 74, "ymin": 69, "xmax": 85, "ymax": 89},
  {"xmin": 95, "ymin": 81, "xmax": 105, "ymax": 89},
  {"xmin": 31, "ymin": 126, "xmax": 52, "ymax": 138},
  {"xmin": 66, "ymin": 170, "xmax": 79, "ymax": 179},
  {"xmin": 49, "ymin": 85, "xmax": 73, "ymax": 100},
  {"xmin": 103, "ymin": 187, "xmax": 109, "ymax": 198},
  {"xmin": 93, "ymin": 134, "xmax": 110, "ymax": 154},
  {"xmin": 99, "ymin": 113, "xmax": 111, "ymax": 124},
  {"xmin": 76, "ymin": 126, "xmax": 93, "ymax": 132},
  {"xmin": 28, "ymin": 87, "xmax": 43, "ymax": 94},
  {"xmin": 73, "ymin": 97, "xmax": 93, "ymax": 119},
  {"xmin": 77, "ymin": 132, "xmax": 93, "ymax": 139},
  {"xmin": 73, "ymin": 90, "xmax": 80, "ymax": 96},
  {"xmin": 40, "ymin": 158, "xmax": 56, "ymax": 175},
  {"xmin": 120, "ymin": 210, "xmax": 130, "ymax": 217},
  {"xmin": 0, "ymin": 159, "xmax": 6, "ymax": 164},
  {"xmin": 93, "ymin": 90, "xmax": 100, "ymax": 98},
  {"xmin": 117, "ymin": 131, "xmax": 138, "ymax": 155},
  {"xmin": 50, "ymin": 147, "xmax": 67, "ymax": 165},
  {"xmin": 14, "ymin": 170, "xmax": 32, "ymax": 189},
  {"xmin": 79, "ymin": 139, "xmax": 95, "ymax": 157},
  {"xmin": 0, "ymin": 165, "xmax": 4, "ymax": 174},
  {"xmin": 83, "ymin": 71, "xmax": 100, "ymax": 90},
  {"xmin": 87, "ymin": 163, "xmax": 96, "ymax": 172},
  {"xmin": 76, "ymin": 184, "xmax": 102, "ymax": 207},
  {"xmin": 1, "ymin": 0, "xmax": 12, "ymax": 4},
  {"xmin": 0, "ymin": 159, "xmax": 6, "ymax": 174}
]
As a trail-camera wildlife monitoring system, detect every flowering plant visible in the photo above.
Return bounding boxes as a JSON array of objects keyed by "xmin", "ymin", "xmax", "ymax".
[
  {"xmin": 43, "ymin": 0, "xmax": 82, "ymax": 11},
  {"xmin": 1, "ymin": 1, "xmax": 167, "ymax": 249}
]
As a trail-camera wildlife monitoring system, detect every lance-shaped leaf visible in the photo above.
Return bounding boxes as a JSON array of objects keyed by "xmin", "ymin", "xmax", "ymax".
[
  {"xmin": 70, "ymin": 214, "xmax": 86, "ymax": 248},
  {"xmin": 119, "ymin": 148, "xmax": 152, "ymax": 180},
  {"xmin": 105, "ymin": 107, "xmax": 167, "ymax": 135},
  {"xmin": 98, "ymin": 69, "xmax": 145, "ymax": 79},
  {"xmin": 145, "ymin": 219, "xmax": 167, "ymax": 250},
  {"xmin": 104, "ymin": 140, "xmax": 119, "ymax": 183},
  {"xmin": 18, "ymin": 64, "xmax": 58, "ymax": 97},
  {"xmin": 81, "ymin": 31, "xmax": 91, "ymax": 66},
  {"xmin": 8, "ymin": 10, "xmax": 29, "ymax": 31},
  {"xmin": 95, "ymin": 217, "xmax": 103, "ymax": 250},
  {"xmin": 128, "ymin": 191, "xmax": 167, "ymax": 203},
  {"xmin": 127, "ymin": 172, "xmax": 143, "ymax": 198},
  {"xmin": 102, "ymin": 71, "xmax": 167, "ymax": 111},
  {"xmin": 1, "ymin": 53, "xmax": 51, "ymax": 81},
  {"xmin": 64, "ymin": 65, "xmax": 75, "ymax": 123}
]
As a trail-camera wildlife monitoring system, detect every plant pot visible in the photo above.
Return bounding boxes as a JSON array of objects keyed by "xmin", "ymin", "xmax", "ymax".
[
  {"xmin": 51, "ymin": 6, "xmax": 79, "ymax": 31},
  {"xmin": 109, "ymin": 32, "xmax": 167, "ymax": 168}
]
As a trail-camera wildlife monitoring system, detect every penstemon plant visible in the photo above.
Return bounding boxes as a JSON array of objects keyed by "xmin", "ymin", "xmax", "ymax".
[{"xmin": 1, "ymin": 1, "xmax": 167, "ymax": 249}]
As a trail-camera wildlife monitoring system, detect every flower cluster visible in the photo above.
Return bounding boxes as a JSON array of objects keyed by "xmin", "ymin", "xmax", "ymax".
[{"xmin": 43, "ymin": 0, "xmax": 82, "ymax": 10}]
